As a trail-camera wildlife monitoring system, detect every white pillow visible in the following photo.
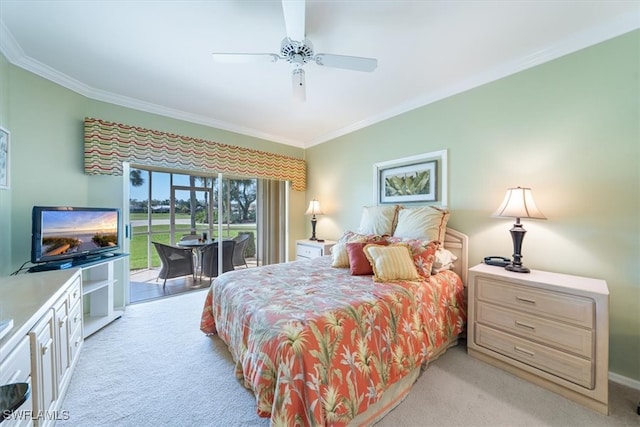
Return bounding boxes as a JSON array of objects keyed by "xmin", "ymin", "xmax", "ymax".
[
  {"xmin": 357, "ymin": 205, "xmax": 399, "ymax": 235},
  {"xmin": 432, "ymin": 248, "xmax": 457, "ymax": 274},
  {"xmin": 393, "ymin": 206, "xmax": 449, "ymax": 243}
]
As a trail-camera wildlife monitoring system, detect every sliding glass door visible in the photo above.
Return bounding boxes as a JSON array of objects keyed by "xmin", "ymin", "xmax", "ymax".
[{"xmin": 128, "ymin": 167, "xmax": 261, "ymax": 282}]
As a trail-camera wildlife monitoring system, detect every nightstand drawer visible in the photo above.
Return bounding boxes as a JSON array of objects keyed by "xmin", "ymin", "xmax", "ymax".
[
  {"xmin": 476, "ymin": 301, "xmax": 594, "ymax": 358},
  {"xmin": 476, "ymin": 277, "xmax": 594, "ymax": 328},
  {"xmin": 297, "ymin": 244, "xmax": 322, "ymax": 259},
  {"xmin": 476, "ymin": 324, "xmax": 594, "ymax": 389}
]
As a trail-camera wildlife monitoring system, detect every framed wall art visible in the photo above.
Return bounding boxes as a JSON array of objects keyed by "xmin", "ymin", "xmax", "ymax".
[
  {"xmin": 0, "ymin": 127, "xmax": 9, "ymax": 190},
  {"xmin": 373, "ymin": 149, "xmax": 448, "ymax": 207}
]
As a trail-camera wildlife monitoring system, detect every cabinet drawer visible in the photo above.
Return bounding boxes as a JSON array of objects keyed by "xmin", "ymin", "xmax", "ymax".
[
  {"xmin": 68, "ymin": 298, "xmax": 83, "ymax": 338},
  {"xmin": 297, "ymin": 244, "xmax": 322, "ymax": 259},
  {"xmin": 476, "ymin": 324, "xmax": 594, "ymax": 389},
  {"xmin": 476, "ymin": 302, "xmax": 593, "ymax": 358},
  {"xmin": 67, "ymin": 276, "xmax": 82, "ymax": 308},
  {"xmin": 0, "ymin": 336, "xmax": 31, "ymax": 384},
  {"xmin": 476, "ymin": 277, "xmax": 594, "ymax": 328},
  {"xmin": 68, "ymin": 324, "xmax": 83, "ymax": 366}
]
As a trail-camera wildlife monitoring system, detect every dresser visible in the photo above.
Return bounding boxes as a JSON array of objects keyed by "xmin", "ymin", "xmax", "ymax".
[
  {"xmin": 0, "ymin": 269, "xmax": 83, "ymax": 426},
  {"xmin": 467, "ymin": 263, "xmax": 609, "ymax": 415},
  {"xmin": 295, "ymin": 240, "xmax": 336, "ymax": 260}
]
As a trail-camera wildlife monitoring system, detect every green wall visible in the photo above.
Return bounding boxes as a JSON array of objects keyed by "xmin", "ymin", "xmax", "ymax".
[
  {"xmin": 0, "ymin": 31, "xmax": 638, "ymax": 383},
  {"xmin": 0, "ymin": 60, "xmax": 306, "ymax": 276},
  {"xmin": 306, "ymin": 31, "xmax": 640, "ymax": 382}
]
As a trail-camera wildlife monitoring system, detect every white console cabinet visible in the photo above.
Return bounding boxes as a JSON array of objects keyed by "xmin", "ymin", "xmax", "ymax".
[
  {"xmin": 0, "ymin": 269, "xmax": 82, "ymax": 427},
  {"xmin": 0, "ymin": 254, "xmax": 127, "ymax": 426}
]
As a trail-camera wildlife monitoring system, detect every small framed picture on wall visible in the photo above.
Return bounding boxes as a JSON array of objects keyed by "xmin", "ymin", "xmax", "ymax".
[{"xmin": 0, "ymin": 127, "xmax": 9, "ymax": 190}]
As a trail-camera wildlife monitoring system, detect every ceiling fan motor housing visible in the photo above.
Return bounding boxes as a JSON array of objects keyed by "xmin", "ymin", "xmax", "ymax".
[{"xmin": 281, "ymin": 38, "xmax": 314, "ymax": 65}]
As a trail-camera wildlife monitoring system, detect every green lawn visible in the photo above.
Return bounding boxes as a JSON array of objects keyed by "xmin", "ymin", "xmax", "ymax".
[{"xmin": 128, "ymin": 213, "xmax": 256, "ymax": 270}]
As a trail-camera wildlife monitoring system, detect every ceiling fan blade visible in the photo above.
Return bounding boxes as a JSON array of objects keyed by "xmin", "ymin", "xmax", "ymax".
[
  {"xmin": 211, "ymin": 53, "xmax": 280, "ymax": 64},
  {"xmin": 314, "ymin": 54, "xmax": 378, "ymax": 72},
  {"xmin": 282, "ymin": 0, "xmax": 305, "ymax": 43}
]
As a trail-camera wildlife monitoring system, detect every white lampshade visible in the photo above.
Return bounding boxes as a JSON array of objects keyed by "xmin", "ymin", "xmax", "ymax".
[
  {"xmin": 305, "ymin": 199, "xmax": 324, "ymax": 216},
  {"xmin": 492, "ymin": 187, "xmax": 546, "ymax": 220}
]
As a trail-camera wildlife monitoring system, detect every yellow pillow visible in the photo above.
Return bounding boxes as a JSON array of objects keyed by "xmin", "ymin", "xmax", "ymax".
[{"xmin": 363, "ymin": 244, "xmax": 420, "ymax": 282}]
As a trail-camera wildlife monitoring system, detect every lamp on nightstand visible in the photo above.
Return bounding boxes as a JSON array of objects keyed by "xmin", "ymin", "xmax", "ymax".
[
  {"xmin": 492, "ymin": 186, "xmax": 546, "ymax": 273},
  {"xmin": 305, "ymin": 199, "xmax": 324, "ymax": 241}
]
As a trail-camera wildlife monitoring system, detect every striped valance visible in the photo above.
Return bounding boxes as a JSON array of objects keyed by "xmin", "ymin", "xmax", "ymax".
[{"xmin": 83, "ymin": 118, "xmax": 306, "ymax": 191}]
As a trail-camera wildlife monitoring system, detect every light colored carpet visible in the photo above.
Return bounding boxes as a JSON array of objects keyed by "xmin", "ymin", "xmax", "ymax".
[{"xmin": 57, "ymin": 289, "xmax": 639, "ymax": 427}]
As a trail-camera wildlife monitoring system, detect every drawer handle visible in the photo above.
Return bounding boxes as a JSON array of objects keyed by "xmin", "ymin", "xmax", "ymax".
[
  {"xmin": 515, "ymin": 320, "xmax": 536, "ymax": 331},
  {"xmin": 74, "ymin": 314, "xmax": 81, "ymax": 323},
  {"xmin": 42, "ymin": 338, "xmax": 53, "ymax": 355},
  {"xmin": 59, "ymin": 316, "xmax": 68, "ymax": 327},
  {"xmin": 514, "ymin": 345, "xmax": 535, "ymax": 357},
  {"xmin": 75, "ymin": 337, "xmax": 82, "ymax": 347},
  {"xmin": 515, "ymin": 296, "xmax": 536, "ymax": 305},
  {"xmin": 72, "ymin": 290, "xmax": 79, "ymax": 299},
  {"xmin": 8, "ymin": 370, "xmax": 22, "ymax": 383}
]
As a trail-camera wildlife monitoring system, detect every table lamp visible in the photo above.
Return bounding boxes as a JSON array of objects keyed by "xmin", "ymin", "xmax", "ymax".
[
  {"xmin": 492, "ymin": 187, "xmax": 546, "ymax": 273},
  {"xmin": 305, "ymin": 199, "xmax": 324, "ymax": 241}
]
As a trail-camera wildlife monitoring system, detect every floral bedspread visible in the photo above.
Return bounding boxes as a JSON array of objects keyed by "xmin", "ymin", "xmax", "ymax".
[{"xmin": 200, "ymin": 256, "xmax": 466, "ymax": 426}]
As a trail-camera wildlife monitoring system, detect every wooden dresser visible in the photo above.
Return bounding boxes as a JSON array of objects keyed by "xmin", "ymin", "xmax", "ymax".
[{"xmin": 467, "ymin": 263, "xmax": 609, "ymax": 415}]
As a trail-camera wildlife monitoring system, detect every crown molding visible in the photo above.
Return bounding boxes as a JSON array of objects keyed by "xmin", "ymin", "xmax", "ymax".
[
  {"xmin": 303, "ymin": 13, "xmax": 640, "ymax": 148},
  {"xmin": 2, "ymin": 14, "xmax": 638, "ymax": 150}
]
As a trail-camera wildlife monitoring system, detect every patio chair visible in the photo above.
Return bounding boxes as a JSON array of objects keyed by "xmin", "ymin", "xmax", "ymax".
[
  {"xmin": 232, "ymin": 233, "xmax": 250, "ymax": 268},
  {"xmin": 152, "ymin": 242, "xmax": 196, "ymax": 290},
  {"xmin": 200, "ymin": 240, "xmax": 236, "ymax": 283}
]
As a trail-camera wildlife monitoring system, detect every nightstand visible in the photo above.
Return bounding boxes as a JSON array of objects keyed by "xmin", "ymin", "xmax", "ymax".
[
  {"xmin": 467, "ymin": 263, "xmax": 609, "ymax": 415},
  {"xmin": 295, "ymin": 240, "xmax": 336, "ymax": 260}
]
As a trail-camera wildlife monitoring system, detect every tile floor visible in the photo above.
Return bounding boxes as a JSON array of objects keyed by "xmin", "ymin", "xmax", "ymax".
[{"xmin": 129, "ymin": 257, "xmax": 257, "ymax": 304}]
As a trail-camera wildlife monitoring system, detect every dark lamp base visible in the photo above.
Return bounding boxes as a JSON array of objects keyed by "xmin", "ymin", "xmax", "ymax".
[{"xmin": 505, "ymin": 263, "xmax": 530, "ymax": 273}]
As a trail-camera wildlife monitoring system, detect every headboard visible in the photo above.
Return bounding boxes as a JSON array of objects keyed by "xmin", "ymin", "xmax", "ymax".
[{"xmin": 443, "ymin": 228, "xmax": 469, "ymax": 286}]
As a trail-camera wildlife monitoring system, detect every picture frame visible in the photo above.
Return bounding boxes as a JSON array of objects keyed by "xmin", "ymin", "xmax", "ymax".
[
  {"xmin": 373, "ymin": 149, "xmax": 448, "ymax": 206},
  {"xmin": 0, "ymin": 127, "xmax": 9, "ymax": 190}
]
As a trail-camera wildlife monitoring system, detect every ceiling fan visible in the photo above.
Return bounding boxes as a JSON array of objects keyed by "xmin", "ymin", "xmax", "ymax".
[{"xmin": 211, "ymin": 0, "xmax": 378, "ymax": 102}]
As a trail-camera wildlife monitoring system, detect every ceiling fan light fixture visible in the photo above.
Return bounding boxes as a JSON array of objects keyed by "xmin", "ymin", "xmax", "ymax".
[{"xmin": 292, "ymin": 68, "xmax": 306, "ymax": 102}]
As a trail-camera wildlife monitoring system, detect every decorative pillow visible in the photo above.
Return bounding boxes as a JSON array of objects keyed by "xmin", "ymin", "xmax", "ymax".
[
  {"xmin": 346, "ymin": 241, "xmax": 387, "ymax": 275},
  {"xmin": 402, "ymin": 239, "xmax": 438, "ymax": 279},
  {"xmin": 392, "ymin": 206, "xmax": 450, "ymax": 244},
  {"xmin": 331, "ymin": 231, "xmax": 386, "ymax": 268},
  {"xmin": 363, "ymin": 244, "xmax": 420, "ymax": 282},
  {"xmin": 357, "ymin": 205, "xmax": 400, "ymax": 235},
  {"xmin": 432, "ymin": 248, "xmax": 457, "ymax": 274}
]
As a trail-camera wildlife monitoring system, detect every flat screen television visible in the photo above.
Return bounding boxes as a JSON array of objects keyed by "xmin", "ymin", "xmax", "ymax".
[{"xmin": 31, "ymin": 206, "xmax": 121, "ymax": 264}]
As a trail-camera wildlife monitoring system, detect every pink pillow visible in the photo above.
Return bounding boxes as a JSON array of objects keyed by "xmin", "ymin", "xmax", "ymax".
[
  {"xmin": 397, "ymin": 239, "xmax": 438, "ymax": 279},
  {"xmin": 346, "ymin": 241, "xmax": 387, "ymax": 275}
]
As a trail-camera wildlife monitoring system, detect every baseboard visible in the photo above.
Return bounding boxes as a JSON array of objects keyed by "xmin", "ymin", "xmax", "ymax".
[{"xmin": 609, "ymin": 371, "xmax": 640, "ymax": 391}]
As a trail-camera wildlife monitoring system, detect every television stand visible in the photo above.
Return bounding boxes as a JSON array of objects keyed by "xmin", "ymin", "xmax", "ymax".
[
  {"xmin": 28, "ymin": 254, "xmax": 128, "ymax": 337},
  {"xmin": 77, "ymin": 253, "xmax": 128, "ymax": 337}
]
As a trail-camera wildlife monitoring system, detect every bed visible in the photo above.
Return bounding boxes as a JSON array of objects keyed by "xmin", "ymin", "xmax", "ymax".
[{"xmin": 201, "ymin": 207, "xmax": 468, "ymax": 426}]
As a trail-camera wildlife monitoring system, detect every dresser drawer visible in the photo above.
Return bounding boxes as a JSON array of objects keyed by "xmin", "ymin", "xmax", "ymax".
[
  {"xmin": 296, "ymin": 244, "xmax": 322, "ymax": 259},
  {"xmin": 476, "ymin": 277, "xmax": 594, "ymax": 328},
  {"xmin": 68, "ymin": 297, "xmax": 83, "ymax": 338},
  {"xmin": 476, "ymin": 301, "xmax": 593, "ymax": 358},
  {"xmin": 0, "ymin": 336, "xmax": 31, "ymax": 384},
  {"xmin": 67, "ymin": 276, "xmax": 82, "ymax": 308},
  {"xmin": 476, "ymin": 324, "xmax": 594, "ymax": 389}
]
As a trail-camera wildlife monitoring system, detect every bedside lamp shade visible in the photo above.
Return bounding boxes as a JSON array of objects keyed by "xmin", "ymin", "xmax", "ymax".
[
  {"xmin": 305, "ymin": 199, "xmax": 324, "ymax": 241},
  {"xmin": 492, "ymin": 187, "xmax": 546, "ymax": 273}
]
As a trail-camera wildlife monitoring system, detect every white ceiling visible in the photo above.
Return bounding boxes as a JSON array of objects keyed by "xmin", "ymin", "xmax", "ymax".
[{"xmin": 0, "ymin": 1, "xmax": 638, "ymax": 148}]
